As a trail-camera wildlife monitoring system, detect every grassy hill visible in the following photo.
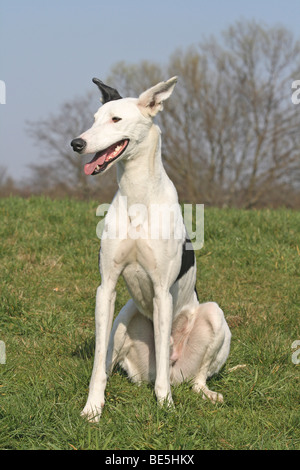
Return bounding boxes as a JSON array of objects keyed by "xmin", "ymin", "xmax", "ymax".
[{"xmin": 0, "ymin": 196, "xmax": 299, "ymax": 450}]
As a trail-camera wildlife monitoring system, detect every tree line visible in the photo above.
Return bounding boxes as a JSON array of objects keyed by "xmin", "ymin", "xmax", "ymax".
[{"xmin": 2, "ymin": 20, "xmax": 300, "ymax": 208}]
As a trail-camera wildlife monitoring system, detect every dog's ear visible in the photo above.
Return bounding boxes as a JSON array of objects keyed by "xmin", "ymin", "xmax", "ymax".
[
  {"xmin": 138, "ymin": 76, "xmax": 177, "ymax": 117},
  {"xmin": 92, "ymin": 78, "xmax": 122, "ymax": 103}
]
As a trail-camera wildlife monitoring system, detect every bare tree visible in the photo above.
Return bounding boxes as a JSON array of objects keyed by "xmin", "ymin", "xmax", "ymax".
[
  {"xmin": 107, "ymin": 60, "xmax": 164, "ymax": 97},
  {"xmin": 223, "ymin": 21, "xmax": 300, "ymax": 207},
  {"xmin": 26, "ymin": 91, "xmax": 118, "ymax": 199},
  {"xmin": 108, "ymin": 22, "xmax": 300, "ymax": 207},
  {"xmin": 164, "ymin": 21, "xmax": 300, "ymax": 206},
  {"xmin": 26, "ymin": 20, "xmax": 300, "ymax": 207}
]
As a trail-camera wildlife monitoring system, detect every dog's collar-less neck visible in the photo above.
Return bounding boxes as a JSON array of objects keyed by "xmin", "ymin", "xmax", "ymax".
[{"xmin": 116, "ymin": 125, "xmax": 168, "ymax": 204}]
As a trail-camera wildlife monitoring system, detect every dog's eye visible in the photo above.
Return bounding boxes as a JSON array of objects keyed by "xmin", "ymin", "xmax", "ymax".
[{"xmin": 112, "ymin": 117, "xmax": 122, "ymax": 123}]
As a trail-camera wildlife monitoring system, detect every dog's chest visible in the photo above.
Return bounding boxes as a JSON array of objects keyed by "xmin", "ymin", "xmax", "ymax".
[
  {"xmin": 113, "ymin": 238, "xmax": 156, "ymax": 318},
  {"xmin": 122, "ymin": 263, "xmax": 155, "ymax": 318}
]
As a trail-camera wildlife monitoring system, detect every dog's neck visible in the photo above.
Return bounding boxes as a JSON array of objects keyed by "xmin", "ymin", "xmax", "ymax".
[{"xmin": 116, "ymin": 124, "xmax": 175, "ymax": 207}]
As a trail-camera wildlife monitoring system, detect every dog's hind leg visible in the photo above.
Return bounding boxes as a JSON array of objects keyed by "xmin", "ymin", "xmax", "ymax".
[
  {"xmin": 191, "ymin": 302, "xmax": 231, "ymax": 403},
  {"xmin": 106, "ymin": 299, "xmax": 139, "ymax": 376},
  {"xmin": 170, "ymin": 302, "xmax": 231, "ymax": 403},
  {"xmin": 107, "ymin": 300, "xmax": 156, "ymax": 384}
]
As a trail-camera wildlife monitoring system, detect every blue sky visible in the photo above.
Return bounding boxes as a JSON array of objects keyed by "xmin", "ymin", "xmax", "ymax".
[{"xmin": 1, "ymin": 0, "xmax": 300, "ymax": 181}]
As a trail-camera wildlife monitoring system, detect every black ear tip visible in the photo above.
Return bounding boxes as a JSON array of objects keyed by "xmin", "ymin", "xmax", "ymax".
[
  {"xmin": 92, "ymin": 77, "xmax": 102, "ymax": 85},
  {"xmin": 92, "ymin": 78, "xmax": 122, "ymax": 103}
]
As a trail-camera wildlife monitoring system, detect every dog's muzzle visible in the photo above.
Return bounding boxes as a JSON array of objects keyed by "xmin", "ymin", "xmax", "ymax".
[{"xmin": 71, "ymin": 138, "xmax": 86, "ymax": 153}]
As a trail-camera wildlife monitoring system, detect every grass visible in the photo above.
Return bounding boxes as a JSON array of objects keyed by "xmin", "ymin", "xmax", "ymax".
[{"xmin": 0, "ymin": 195, "xmax": 299, "ymax": 450}]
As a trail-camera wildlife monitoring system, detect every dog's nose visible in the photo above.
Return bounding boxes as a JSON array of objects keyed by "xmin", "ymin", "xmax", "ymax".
[{"xmin": 71, "ymin": 138, "xmax": 86, "ymax": 153}]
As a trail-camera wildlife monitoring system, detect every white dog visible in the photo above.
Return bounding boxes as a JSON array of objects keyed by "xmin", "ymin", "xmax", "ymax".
[{"xmin": 71, "ymin": 77, "xmax": 231, "ymax": 421}]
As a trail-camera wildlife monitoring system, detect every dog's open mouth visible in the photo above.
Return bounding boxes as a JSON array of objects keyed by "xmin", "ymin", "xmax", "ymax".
[{"xmin": 84, "ymin": 139, "xmax": 129, "ymax": 175}]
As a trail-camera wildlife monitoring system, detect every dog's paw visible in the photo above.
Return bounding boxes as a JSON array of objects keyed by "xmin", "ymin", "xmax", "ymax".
[
  {"xmin": 193, "ymin": 384, "xmax": 224, "ymax": 404},
  {"xmin": 157, "ymin": 392, "xmax": 175, "ymax": 410},
  {"xmin": 201, "ymin": 389, "xmax": 224, "ymax": 403},
  {"xmin": 81, "ymin": 402, "xmax": 103, "ymax": 423}
]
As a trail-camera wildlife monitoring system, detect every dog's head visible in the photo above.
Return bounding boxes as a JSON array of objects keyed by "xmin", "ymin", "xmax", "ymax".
[{"xmin": 70, "ymin": 77, "xmax": 177, "ymax": 176}]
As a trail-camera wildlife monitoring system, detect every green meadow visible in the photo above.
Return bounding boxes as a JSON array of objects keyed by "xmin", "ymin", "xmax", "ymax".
[{"xmin": 0, "ymin": 196, "xmax": 299, "ymax": 450}]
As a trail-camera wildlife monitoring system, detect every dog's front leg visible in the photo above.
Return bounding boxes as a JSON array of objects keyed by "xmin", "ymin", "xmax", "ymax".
[
  {"xmin": 81, "ymin": 282, "xmax": 116, "ymax": 422},
  {"xmin": 153, "ymin": 290, "xmax": 174, "ymax": 408}
]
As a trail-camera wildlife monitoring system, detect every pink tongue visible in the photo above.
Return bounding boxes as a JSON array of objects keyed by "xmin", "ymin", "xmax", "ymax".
[{"xmin": 84, "ymin": 152, "xmax": 107, "ymax": 175}]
